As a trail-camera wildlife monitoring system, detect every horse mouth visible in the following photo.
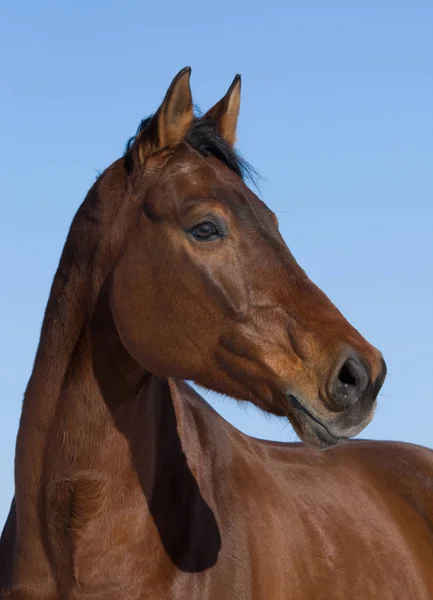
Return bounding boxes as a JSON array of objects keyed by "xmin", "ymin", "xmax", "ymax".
[{"xmin": 286, "ymin": 395, "xmax": 349, "ymax": 449}]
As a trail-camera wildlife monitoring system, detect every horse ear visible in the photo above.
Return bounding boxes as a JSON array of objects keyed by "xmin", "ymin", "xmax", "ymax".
[
  {"xmin": 203, "ymin": 75, "xmax": 241, "ymax": 146},
  {"xmin": 135, "ymin": 67, "xmax": 193, "ymax": 163}
]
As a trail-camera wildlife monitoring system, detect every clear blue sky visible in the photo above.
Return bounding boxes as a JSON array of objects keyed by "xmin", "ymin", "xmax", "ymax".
[{"xmin": 1, "ymin": 1, "xmax": 432, "ymax": 524}]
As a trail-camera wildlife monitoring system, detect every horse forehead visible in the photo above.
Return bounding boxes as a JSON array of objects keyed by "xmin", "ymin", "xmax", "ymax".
[
  {"xmin": 158, "ymin": 156, "xmax": 215, "ymax": 196},
  {"xmin": 158, "ymin": 156, "xmax": 244, "ymax": 206}
]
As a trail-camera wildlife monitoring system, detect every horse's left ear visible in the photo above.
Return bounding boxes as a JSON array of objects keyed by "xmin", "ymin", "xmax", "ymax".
[{"xmin": 203, "ymin": 75, "xmax": 241, "ymax": 146}]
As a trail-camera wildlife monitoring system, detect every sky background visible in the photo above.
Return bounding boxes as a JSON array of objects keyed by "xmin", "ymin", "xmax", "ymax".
[{"xmin": 1, "ymin": 1, "xmax": 432, "ymax": 525}]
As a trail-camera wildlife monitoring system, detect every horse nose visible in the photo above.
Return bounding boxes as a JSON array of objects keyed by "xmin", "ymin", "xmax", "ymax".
[{"xmin": 328, "ymin": 351, "xmax": 372, "ymax": 410}]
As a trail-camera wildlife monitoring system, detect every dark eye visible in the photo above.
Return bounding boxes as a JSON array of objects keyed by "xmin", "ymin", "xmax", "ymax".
[{"xmin": 190, "ymin": 221, "xmax": 220, "ymax": 241}]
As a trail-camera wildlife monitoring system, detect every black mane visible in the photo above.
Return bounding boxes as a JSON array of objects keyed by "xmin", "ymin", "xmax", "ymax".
[{"xmin": 124, "ymin": 112, "xmax": 257, "ymax": 184}]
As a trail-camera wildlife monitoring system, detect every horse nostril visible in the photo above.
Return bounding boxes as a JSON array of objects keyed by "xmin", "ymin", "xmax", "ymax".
[
  {"xmin": 338, "ymin": 361, "xmax": 358, "ymax": 387},
  {"xmin": 330, "ymin": 356, "xmax": 369, "ymax": 409}
]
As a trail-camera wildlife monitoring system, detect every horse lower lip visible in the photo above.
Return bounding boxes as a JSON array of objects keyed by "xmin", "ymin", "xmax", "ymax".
[
  {"xmin": 288, "ymin": 395, "xmax": 347, "ymax": 444},
  {"xmin": 309, "ymin": 419, "xmax": 347, "ymax": 446}
]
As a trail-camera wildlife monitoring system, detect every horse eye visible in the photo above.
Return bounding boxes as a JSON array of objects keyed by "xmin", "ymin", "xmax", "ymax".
[{"xmin": 191, "ymin": 221, "xmax": 220, "ymax": 241}]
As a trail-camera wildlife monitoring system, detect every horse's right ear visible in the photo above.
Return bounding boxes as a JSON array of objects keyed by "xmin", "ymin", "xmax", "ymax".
[{"xmin": 132, "ymin": 67, "xmax": 194, "ymax": 164}]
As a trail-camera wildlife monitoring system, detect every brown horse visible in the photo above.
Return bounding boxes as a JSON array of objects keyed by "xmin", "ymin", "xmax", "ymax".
[{"xmin": 1, "ymin": 68, "xmax": 432, "ymax": 599}]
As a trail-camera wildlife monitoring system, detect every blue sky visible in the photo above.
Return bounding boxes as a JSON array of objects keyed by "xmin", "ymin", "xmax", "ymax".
[{"xmin": 1, "ymin": 1, "xmax": 432, "ymax": 523}]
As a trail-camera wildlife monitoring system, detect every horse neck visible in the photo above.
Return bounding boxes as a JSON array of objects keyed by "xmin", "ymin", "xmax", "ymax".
[
  {"xmin": 14, "ymin": 247, "xmax": 208, "ymax": 510},
  {"xmin": 13, "ymin": 261, "xmax": 222, "ymax": 581}
]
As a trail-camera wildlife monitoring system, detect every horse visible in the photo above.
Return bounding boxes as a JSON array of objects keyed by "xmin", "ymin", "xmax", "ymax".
[{"xmin": 1, "ymin": 67, "xmax": 432, "ymax": 599}]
